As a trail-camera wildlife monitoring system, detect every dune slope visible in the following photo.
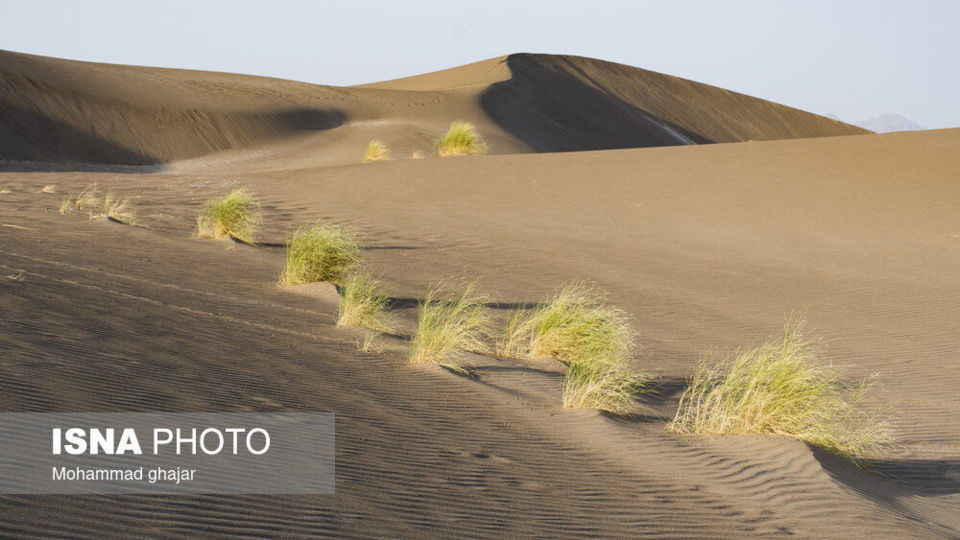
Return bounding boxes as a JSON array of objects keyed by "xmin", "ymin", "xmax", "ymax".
[
  {"xmin": 0, "ymin": 50, "xmax": 865, "ymax": 167},
  {"xmin": 0, "ymin": 50, "xmax": 350, "ymax": 165},
  {"xmin": 0, "ymin": 127, "xmax": 958, "ymax": 537},
  {"xmin": 478, "ymin": 54, "xmax": 868, "ymax": 151},
  {"xmin": 0, "ymin": 52, "xmax": 954, "ymax": 537}
]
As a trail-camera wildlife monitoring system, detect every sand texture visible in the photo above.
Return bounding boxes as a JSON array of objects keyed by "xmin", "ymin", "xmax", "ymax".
[{"xmin": 0, "ymin": 50, "xmax": 957, "ymax": 537}]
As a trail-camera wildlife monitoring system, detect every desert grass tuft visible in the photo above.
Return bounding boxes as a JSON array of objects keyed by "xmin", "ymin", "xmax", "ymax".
[
  {"xmin": 497, "ymin": 282, "xmax": 646, "ymax": 413},
  {"xmin": 59, "ymin": 184, "xmax": 101, "ymax": 215},
  {"xmin": 667, "ymin": 322, "xmax": 891, "ymax": 463},
  {"xmin": 40, "ymin": 185, "xmax": 57, "ymax": 194},
  {"xmin": 562, "ymin": 363, "xmax": 649, "ymax": 415},
  {"xmin": 498, "ymin": 282, "xmax": 633, "ymax": 368},
  {"xmin": 434, "ymin": 121, "xmax": 489, "ymax": 157},
  {"xmin": 359, "ymin": 331, "xmax": 384, "ymax": 353},
  {"xmin": 0, "ymin": 186, "xmax": 12, "ymax": 194},
  {"xmin": 195, "ymin": 188, "xmax": 261, "ymax": 244},
  {"xmin": 409, "ymin": 283, "xmax": 490, "ymax": 366},
  {"xmin": 280, "ymin": 222, "xmax": 361, "ymax": 285},
  {"xmin": 337, "ymin": 272, "xmax": 392, "ymax": 331},
  {"xmin": 103, "ymin": 192, "xmax": 136, "ymax": 224},
  {"xmin": 362, "ymin": 139, "xmax": 391, "ymax": 163},
  {"xmin": 58, "ymin": 184, "xmax": 135, "ymax": 224},
  {"xmin": 410, "ymin": 149, "xmax": 425, "ymax": 160}
]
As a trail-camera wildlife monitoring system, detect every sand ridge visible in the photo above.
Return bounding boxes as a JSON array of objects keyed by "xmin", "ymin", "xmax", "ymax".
[
  {"xmin": 0, "ymin": 52, "xmax": 957, "ymax": 537},
  {"xmin": 2, "ymin": 50, "xmax": 865, "ymax": 169}
]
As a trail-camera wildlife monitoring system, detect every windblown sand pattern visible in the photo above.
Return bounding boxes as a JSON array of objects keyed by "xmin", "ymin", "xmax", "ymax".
[{"xmin": 0, "ymin": 49, "xmax": 957, "ymax": 537}]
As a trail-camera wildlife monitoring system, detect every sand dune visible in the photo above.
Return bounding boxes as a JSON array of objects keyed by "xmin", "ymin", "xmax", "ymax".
[
  {"xmin": 1, "ymin": 50, "xmax": 865, "ymax": 168},
  {"xmin": 0, "ymin": 52, "xmax": 957, "ymax": 537}
]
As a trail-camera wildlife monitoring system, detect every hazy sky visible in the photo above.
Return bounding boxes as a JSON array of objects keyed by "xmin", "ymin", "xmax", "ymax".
[{"xmin": 2, "ymin": 1, "xmax": 957, "ymax": 128}]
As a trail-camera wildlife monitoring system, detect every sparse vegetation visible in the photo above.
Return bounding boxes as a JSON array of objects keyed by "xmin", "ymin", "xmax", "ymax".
[
  {"xmin": 409, "ymin": 283, "xmax": 490, "ymax": 366},
  {"xmin": 0, "ymin": 186, "xmax": 11, "ymax": 194},
  {"xmin": 497, "ymin": 282, "xmax": 647, "ymax": 413},
  {"xmin": 562, "ymin": 363, "xmax": 649, "ymax": 415},
  {"xmin": 667, "ymin": 322, "xmax": 891, "ymax": 463},
  {"xmin": 60, "ymin": 184, "xmax": 101, "ymax": 215},
  {"xmin": 280, "ymin": 222, "xmax": 361, "ymax": 285},
  {"xmin": 410, "ymin": 149, "xmax": 425, "ymax": 160},
  {"xmin": 498, "ymin": 282, "xmax": 633, "ymax": 367},
  {"xmin": 362, "ymin": 139, "xmax": 391, "ymax": 163},
  {"xmin": 195, "ymin": 188, "xmax": 262, "ymax": 245},
  {"xmin": 58, "ymin": 184, "xmax": 136, "ymax": 224},
  {"xmin": 103, "ymin": 192, "xmax": 136, "ymax": 224},
  {"xmin": 359, "ymin": 330, "xmax": 383, "ymax": 353},
  {"xmin": 337, "ymin": 272, "xmax": 392, "ymax": 331},
  {"xmin": 434, "ymin": 121, "xmax": 489, "ymax": 157},
  {"xmin": 40, "ymin": 185, "xmax": 57, "ymax": 194}
]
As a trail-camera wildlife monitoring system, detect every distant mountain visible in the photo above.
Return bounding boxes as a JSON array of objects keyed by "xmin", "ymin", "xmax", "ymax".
[{"xmin": 857, "ymin": 114, "xmax": 924, "ymax": 133}]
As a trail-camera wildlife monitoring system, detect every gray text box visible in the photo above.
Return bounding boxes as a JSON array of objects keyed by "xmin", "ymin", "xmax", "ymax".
[{"xmin": 0, "ymin": 413, "xmax": 334, "ymax": 494}]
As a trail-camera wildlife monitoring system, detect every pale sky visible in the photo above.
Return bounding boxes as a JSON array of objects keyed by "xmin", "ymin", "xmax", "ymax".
[{"xmin": 1, "ymin": 0, "xmax": 957, "ymax": 128}]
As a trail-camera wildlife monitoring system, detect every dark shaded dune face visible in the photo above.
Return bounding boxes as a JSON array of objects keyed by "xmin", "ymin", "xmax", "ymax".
[
  {"xmin": 481, "ymin": 55, "xmax": 706, "ymax": 151},
  {"xmin": 0, "ymin": 51, "xmax": 347, "ymax": 166},
  {"xmin": 0, "ymin": 100, "xmax": 157, "ymax": 165},
  {"xmin": 481, "ymin": 53, "xmax": 867, "ymax": 151},
  {"xmin": 0, "ymin": 97, "xmax": 346, "ymax": 167}
]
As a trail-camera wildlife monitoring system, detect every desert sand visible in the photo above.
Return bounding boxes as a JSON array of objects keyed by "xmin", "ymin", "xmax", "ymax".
[{"xmin": 1, "ymin": 50, "xmax": 958, "ymax": 537}]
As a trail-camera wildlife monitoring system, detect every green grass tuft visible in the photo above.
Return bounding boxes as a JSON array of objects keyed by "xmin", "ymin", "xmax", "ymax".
[
  {"xmin": 667, "ymin": 322, "xmax": 891, "ymax": 464},
  {"xmin": 280, "ymin": 222, "xmax": 361, "ymax": 285},
  {"xmin": 362, "ymin": 139, "xmax": 391, "ymax": 163},
  {"xmin": 562, "ymin": 363, "xmax": 649, "ymax": 415},
  {"xmin": 497, "ymin": 282, "xmax": 647, "ymax": 413},
  {"xmin": 434, "ymin": 121, "xmax": 489, "ymax": 157},
  {"xmin": 409, "ymin": 283, "xmax": 490, "ymax": 366},
  {"xmin": 195, "ymin": 188, "xmax": 262, "ymax": 244},
  {"xmin": 498, "ymin": 282, "xmax": 633, "ymax": 368},
  {"xmin": 337, "ymin": 272, "xmax": 392, "ymax": 331}
]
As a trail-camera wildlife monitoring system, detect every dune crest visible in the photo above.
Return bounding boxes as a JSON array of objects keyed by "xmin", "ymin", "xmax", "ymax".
[
  {"xmin": 1, "ymin": 50, "xmax": 865, "ymax": 167},
  {"xmin": 480, "ymin": 54, "xmax": 867, "ymax": 151}
]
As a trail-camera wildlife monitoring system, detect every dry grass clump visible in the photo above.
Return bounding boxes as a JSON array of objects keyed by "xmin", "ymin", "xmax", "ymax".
[
  {"xmin": 410, "ymin": 149, "xmax": 425, "ymax": 160},
  {"xmin": 195, "ymin": 188, "xmax": 261, "ymax": 245},
  {"xmin": 562, "ymin": 363, "xmax": 649, "ymax": 414},
  {"xmin": 409, "ymin": 283, "xmax": 490, "ymax": 366},
  {"xmin": 497, "ymin": 282, "xmax": 648, "ymax": 413},
  {"xmin": 434, "ymin": 121, "xmax": 489, "ymax": 157},
  {"xmin": 362, "ymin": 139, "xmax": 391, "ymax": 163},
  {"xmin": 0, "ymin": 185, "xmax": 12, "ymax": 194},
  {"xmin": 280, "ymin": 222, "xmax": 360, "ymax": 285},
  {"xmin": 40, "ymin": 185, "xmax": 57, "ymax": 194},
  {"xmin": 102, "ymin": 192, "xmax": 136, "ymax": 224},
  {"xmin": 337, "ymin": 272, "xmax": 391, "ymax": 331},
  {"xmin": 59, "ymin": 184, "xmax": 101, "ymax": 215},
  {"xmin": 60, "ymin": 184, "xmax": 136, "ymax": 223},
  {"xmin": 667, "ymin": 322, "xmax": 891, "ymax": 463}
]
